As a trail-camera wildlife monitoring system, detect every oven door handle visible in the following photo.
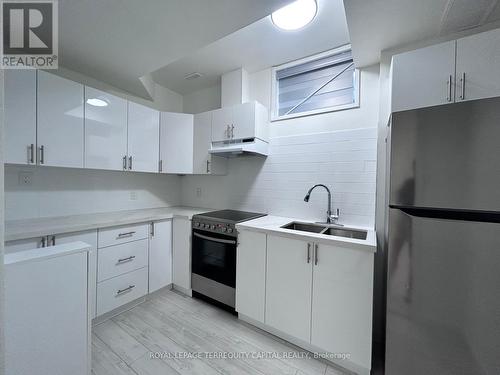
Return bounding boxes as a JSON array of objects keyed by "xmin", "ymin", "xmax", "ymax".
[{"xmin": 193, "ymin": 231, "xmax": 237, "ymax": 245}]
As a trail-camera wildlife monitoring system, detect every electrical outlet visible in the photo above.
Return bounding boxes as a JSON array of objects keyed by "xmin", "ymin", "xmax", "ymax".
[
  {"xmin": 18, "ymin": 171, "xmax": 33, "ymax": 186},
  {"xmin": 196, "ymin": 188, "xmax": 202, "ymax": 198},
  {"xmin": 129, "ymin": 191, "xmax": 138, "ymax": 201}
]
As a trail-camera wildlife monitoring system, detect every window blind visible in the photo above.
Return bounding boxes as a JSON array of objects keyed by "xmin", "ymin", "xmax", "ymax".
[{"xmin": 276, "ymin": 50, "xmax": 356, "ymax": 116}]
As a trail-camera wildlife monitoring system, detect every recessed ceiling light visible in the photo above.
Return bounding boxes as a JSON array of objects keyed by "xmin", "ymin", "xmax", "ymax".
[
  {"xmin": 86, "ymin": 98, "xmax": 108, "ymax": 107},
  {"xmin": 271, "ymin": 0, "xmax": 318, "ymax": 31}
]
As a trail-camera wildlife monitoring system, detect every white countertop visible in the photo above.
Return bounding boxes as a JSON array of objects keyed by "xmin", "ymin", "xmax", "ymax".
[
  {"xmin": 4, "ymin": 241, "xmax": 92, "ymax": 265},
  {"xmin": 5, "ymin": 206, "xmax": 212, "ymax": 242},
  {"xmin": 236, "ymin": 215, "xmax": 377, "ymax": 252}
]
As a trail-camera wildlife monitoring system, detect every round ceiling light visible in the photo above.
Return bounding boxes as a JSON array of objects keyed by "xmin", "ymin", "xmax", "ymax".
[
  {"xmin": 86, "ymin": 98, "xmax": 109, "ymax": 107},
  {"xmin": 271, "ymin": 0, "xmax": 318, "ymax": 31}
]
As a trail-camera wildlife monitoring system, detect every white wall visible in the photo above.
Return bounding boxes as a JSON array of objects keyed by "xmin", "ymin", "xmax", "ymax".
[
  {"xmin": 181, "ymin": 64, "xmax": 380, "ymax": 227},
  {"xmin": 5, "ymin": 166, "xmax": 181, "ymax": 221},
  {"xmin": 183, "ymin": 83, "xmax": 221, "ymax": 114}
]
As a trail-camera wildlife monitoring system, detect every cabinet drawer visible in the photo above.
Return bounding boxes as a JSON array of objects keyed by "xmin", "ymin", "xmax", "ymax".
[
  {"xmin": 96, "ymin": 267, "xmax": 148, "ymax": 316},
  {"xmin": 98, "ymin": 223, "xmax": 148, "ymax": 248},
  {"xmin": 98, "ymin": 239, "xmax": 148, "ymax": 282}
]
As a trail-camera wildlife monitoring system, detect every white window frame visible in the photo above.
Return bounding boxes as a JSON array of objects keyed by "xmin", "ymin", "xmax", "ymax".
[{"xmin": 271, "ymin": 44, "xmax": 360, "ymax": 122}]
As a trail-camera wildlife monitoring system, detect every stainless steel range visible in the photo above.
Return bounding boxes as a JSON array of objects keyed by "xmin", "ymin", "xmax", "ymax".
[{"xmin": 191, "ymin": 210, "xmax": 266, "ymax": 310}]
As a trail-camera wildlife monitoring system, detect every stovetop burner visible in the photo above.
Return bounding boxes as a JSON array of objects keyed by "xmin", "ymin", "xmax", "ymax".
[{"xmin": 194, "ymin": 209, "xmax": 266, "ymax": 223}]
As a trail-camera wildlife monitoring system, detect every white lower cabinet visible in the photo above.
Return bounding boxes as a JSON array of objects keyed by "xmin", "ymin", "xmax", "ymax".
[
  {"xmin": 96, "ymin": 267, "xmax": 148, "ymax": 316},
  {"xmin": 236, "ymin": 230, "xmax": 267, "ymax": 322},
  {"xmin": 5, "ymin": 230, "xmax": 98, "ymax": 319},
  {"xmin": 173, "ymin": 217, "xmax": 191, "ymax": 292},
  {"xmin": 149, "ymin": 220, "xmax": 173, "ymax": 292},
  {"xmin": 55, "ymin": 230, "xmax": 98, "ymax": 320},
  {"xmin": 265, "ymin": 235, "xmax": 313, "ymax": 343},
  {"xmin": 237, "ymin": 232, "xmax": 374, "ymax": 374},
  {"xmin": 5, "ymin": 249, "xmax": 90, "ymax": 375},
  {"xmin": 311, "ymin": 242, "xmax": 373, "ymax": 371},
  {"xmin": 97, "ymin": 239, "xmax": 148, "ymax": 282}
]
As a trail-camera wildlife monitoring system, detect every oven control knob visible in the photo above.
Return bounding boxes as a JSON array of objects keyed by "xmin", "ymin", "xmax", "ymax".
[
  {"xmin": 227, "ymin": 228, "xmax": 233, "ymax": 233},
  {"xmin": 194, "ymin": 222, "xmax": 200, "ymax": 227},
  {"xmin": 202, "ymin": 223, "xmax": 207, "ymax": 228},
  {"xmin": 210, "ymin": 225, "xmax": 216, "ymax": 230},
  {"xmin": 221, "ymin": 227, "xmax": 227, "ymax": 232}
]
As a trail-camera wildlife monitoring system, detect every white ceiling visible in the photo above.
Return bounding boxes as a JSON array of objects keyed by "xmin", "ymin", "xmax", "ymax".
[
  {"xmin": 58, "ymin": 0, "xmax": 291, "ymax": 99},
  {"xmin": 151, "ymin": 0, "xmax": 350, "ymax": 94},
  {"xmin": 343, "ymin": 0, "xmax": 500, "ymax": 67}
]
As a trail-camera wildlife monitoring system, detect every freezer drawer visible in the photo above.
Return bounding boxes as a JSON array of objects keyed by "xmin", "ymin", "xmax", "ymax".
[
  {"xmin": 386, "ymin": 208, "xmax": 500, "ymax": 375},
  {"xmin": 390, "ymin": 97, "xmax": 500, "ymax": 211}
]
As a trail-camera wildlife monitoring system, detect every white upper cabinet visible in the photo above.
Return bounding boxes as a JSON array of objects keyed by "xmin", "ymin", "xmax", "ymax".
[
  {"xmin": 211, "ymin": 107, "xmax": 233, "ymax": 143},
  {"xmin": 37, "ymin": 71, "xmax": 84, "ymax": 168},
  {"xmin": 391, "ymin": 41, "xmax": 456, "ymax": 112},
  {"xmin": 159, "ymin": 112, "xmax": 194, "ymax": 174},
  {"xmin": 311, "ymin": 242, "xmax": 374, "ymax": 372},
  {"xmin": 193, "ymin": 111, "xmax": 227, "ymax": 175},
  {"xmin": 265, "ymin": 235, "xmax": 313, "ymax": 343},
  {"xmin": 211, "ymin": 101, "xmax": 269, "ymax": 143},
  {"xmin": 127, "ymin": 102, "xmax": 160, "ymax": 173},
  {"xmin": 456, "ymin": 28, "xmax": 500, "ymax": 102},
  {"xmin": 4, "ymin": 70, "xmax": 37, "ymax": 165},
  {"xmin": 85, "ymin": 87, "xmax": 128, "ymax": 171}
]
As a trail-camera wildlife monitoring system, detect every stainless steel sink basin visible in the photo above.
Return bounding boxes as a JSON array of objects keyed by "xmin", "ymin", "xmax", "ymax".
[
  {"xmin": 322, "ymin": 227, "xmax": 367, "ymax": 240},
  {"xmin": 281, "ymin": 221, "xmax": 367, "ymax": 240},
  {"xmin": 280, "ymin": 222, "xmax": 325, "ymax": 233}
]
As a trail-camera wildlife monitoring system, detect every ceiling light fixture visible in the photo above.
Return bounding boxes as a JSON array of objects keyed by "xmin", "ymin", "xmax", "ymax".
[
  {"xmin": 271, "ymin": 0, "xmax": 318, "ymax": 31},
  {"xmin": 86, "ymin": 98, "xmax": 109, "ymax": 107}
]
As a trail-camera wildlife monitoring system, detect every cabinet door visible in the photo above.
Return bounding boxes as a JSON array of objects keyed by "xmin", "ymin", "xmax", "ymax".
[
  {"xmin": 5, "ymin": 250, "xmax": 89, "ymax": 375},
  {"xmin": 193, "ymin": 111, "xmax": 212, "ymax": 174},
  {"xmin": 211, "ymin": 107, "xmax": 232, "ymax": 142},
  {"xmin": 127, "ymin": 102, "xmax": 160, "ymax": 172},
  {"xmin": 311, "ymin": 242, "xmax": 373, "ymax": 370},
  {"xmin": 37, "ymin": 71, "xmax": 84, "ymax": 168},
  {"xmin": 236, "ymin": 230, "xmax": 267, "ymax": 323},
  {"xmin": 193, "ymin": 112, "xmax": 227, "ymax": 175},
  {"xmin": 265, "ymin": 235, "xmax": 313, "ymax": 342},
  {"xmin": 4, "ymin": 70, "xmax": 37, "ymax": 165},
  {"xmin": 85, "ymin": 87, "xmax": 128, "ymax": 171},
  {"xmin": 172, "ymin": 217, "xmax": 191, "ymax": 292},
  {"xmin": 391, "ymin": 41, "xmax": 456, "ymax": 112},
  {"xmin": 456, "ymin": 28, "xmax": 500, "ymax": 102},
  {"xmin": 149, "ymin": 220, "xmax": 173, "ymax": 292},
  {"xmin": 55, "ymin": 230, "xmax": 98, "ymax": 320},
  {"xmin": 159, "ymin": 112, "xmax": 193, "ymax": 174},
  {"xmin": 232, "ymin": 102, "xmax": 256, "ymax": 140}
]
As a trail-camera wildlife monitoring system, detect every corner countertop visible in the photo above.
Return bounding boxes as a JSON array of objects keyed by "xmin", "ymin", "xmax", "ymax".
[
  {"xmin": 236, "ymin": 215, "xmax": 377, "ymax": 252},
  {"xmin": 5, "ymin": 206, "xmax": 213, "ymax": 242}
]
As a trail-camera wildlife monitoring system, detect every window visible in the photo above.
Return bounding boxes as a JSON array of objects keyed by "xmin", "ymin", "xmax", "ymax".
[{"xmin": 271, "ymin": 45, "xmax": 359, "ymax": 121}]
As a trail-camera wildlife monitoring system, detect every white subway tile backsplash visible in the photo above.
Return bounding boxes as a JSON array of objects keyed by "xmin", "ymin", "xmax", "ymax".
[{"xmin": 181, "ymin": 127, "xmax": 378, "ymax": 228}]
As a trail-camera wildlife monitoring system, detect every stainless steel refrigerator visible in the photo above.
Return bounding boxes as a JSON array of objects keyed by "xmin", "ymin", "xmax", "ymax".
[{"xmin": 386, "ymin": 97, "xmax": 500, "ymax": 375}]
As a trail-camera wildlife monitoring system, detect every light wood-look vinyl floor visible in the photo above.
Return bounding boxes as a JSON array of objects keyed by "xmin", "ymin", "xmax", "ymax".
[{"xmin": 92, "ymin": 289, "xmax": 350, "ymax": 375}]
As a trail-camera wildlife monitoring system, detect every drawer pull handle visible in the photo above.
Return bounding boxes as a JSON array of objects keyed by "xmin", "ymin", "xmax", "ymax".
[
  {"xmin": 117, "ymin": 231, "xmax": 136, "ymax": 238},
  {"xmin": 117, "ymin": 255, "xmax": 136, "ymax": 264},
  {"xmin": 116, "ymin": 285, "xmax": 135, "ymax": 296}
]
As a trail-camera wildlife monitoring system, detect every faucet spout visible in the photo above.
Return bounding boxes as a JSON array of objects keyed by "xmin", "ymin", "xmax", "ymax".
[{"xmin": 304, "ymin": 184, "xmax": 336, "ymax": 224}]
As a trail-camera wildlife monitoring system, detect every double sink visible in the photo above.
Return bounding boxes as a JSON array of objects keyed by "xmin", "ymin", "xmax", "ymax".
[{"xmin": 281, "ymin": 222, "xmax": 367, "ymax": 240}]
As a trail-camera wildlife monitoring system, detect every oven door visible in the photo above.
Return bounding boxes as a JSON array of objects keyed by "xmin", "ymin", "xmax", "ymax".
[{"xmin": 191, "ymin": 230, "xmax": 237, "ymax": 288}]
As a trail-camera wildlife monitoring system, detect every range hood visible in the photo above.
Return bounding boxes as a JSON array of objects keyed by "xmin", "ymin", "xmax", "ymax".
[{"xmin": 210, "ymin": 138, "xmax": 269, "ymax": 157}]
